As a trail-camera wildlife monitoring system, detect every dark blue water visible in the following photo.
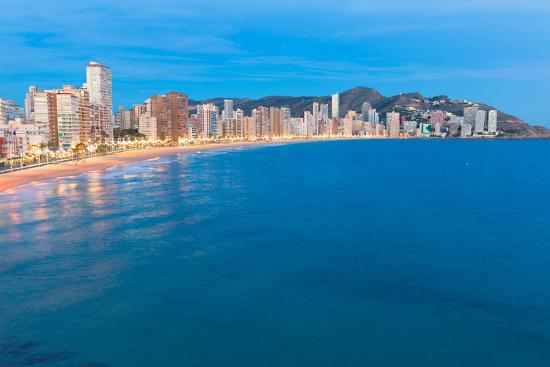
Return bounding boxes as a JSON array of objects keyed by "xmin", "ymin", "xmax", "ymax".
[{"xmin": 1, "ymin": 139, "xmax": 550, "ymax": 366}]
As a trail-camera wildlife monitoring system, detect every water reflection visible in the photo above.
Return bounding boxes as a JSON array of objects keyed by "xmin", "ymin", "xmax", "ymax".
[{"xmin": 0, "ymin": 149, "xmax": 254, "ymax": 365}]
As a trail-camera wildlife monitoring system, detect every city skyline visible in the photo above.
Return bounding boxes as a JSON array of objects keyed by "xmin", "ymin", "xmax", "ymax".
[
  {"xmin": 1, "ymin": 60, "xmax": 504, "ymax": 161},
  {"xmin": 1, "ymin": 0, "xmax": 549, "ymax": 126}
]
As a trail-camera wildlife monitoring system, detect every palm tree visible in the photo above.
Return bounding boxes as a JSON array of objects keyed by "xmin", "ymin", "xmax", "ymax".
[{"xmin": 75, "ymin": 142, "xmax": 87, "ymax": 159}]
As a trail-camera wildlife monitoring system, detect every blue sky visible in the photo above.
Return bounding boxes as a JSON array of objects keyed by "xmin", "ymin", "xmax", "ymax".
[{"xmin": 2, "ymin": 0, "xmax": 550, "ymax": 126}]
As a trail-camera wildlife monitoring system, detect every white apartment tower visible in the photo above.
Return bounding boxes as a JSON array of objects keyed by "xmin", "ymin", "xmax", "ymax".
[
  {"xmin": 331, "ymin": 93, "xmax": 340, "ymax": 119},
  {"xmin": 488, "ymin": 110, "xmax": 498, "ymax": 134},
  {"xmin": 223, "ymin": 99, "xmax": 234, "ymax": 119},
  {"xmin": 86, "ymin": 61, "xmax": 113, "ymax": 142},
  {"xmin": 475, "ymin": 110, "xmax": 487, "ymax": 134}
]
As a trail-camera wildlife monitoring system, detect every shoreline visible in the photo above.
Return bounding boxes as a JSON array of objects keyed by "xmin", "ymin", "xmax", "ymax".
[
  {"xmin": 0, "ymin": 139, "xmax": 323, "ymax": 194},
  {"xmin": 1, "ymin": 136, "xmax": 547, "ymax": 194}
]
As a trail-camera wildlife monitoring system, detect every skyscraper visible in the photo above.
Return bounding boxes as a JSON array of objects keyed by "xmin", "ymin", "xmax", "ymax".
[
  {"xmin": 86, "ymin": 62, "xmax": 113, "ymax": 142},
  {"xmin": 369, "ymin": 109, "xmax": 379, "ymax": 125},
  {"xmin": 463, "ymin": 107, "xmax": 478, "ymax": 137},
  {"xmin": 223, "ymin": 99, "xmax": 234, "ymax": 119},
  {"xmin": 312, "ymin": 102, "xmax": 320, "ymax": 135},
  {"xmin": 269, "ymin": 107, "xmax": 282, "ymax": 137},
  {"xmin": 475, "ymin": 110, "xmax": 487, "ymax": 134},
  {"xmin": 197, "ymin": 103, "xmax": 218, "ymax": 138},
  {"xmin": 235, "ymin": 109, "xmax": 245, "ymax": 138},
  {"xmin": 488, "ymin": 110, "xmax": 498, "ymax": 134},
  {"xmin": 386, "ymin": 112, "xmax": 401, "ymax": 137},
  {"xmin": 331, "ymin": 93, "xmax": 339, "ymax": 119},
  {"xmin": 281, "ymin": 107, "xmax": 291, "ymax": 136},
  {"xmin": 255, "ymin": 106, "xmax": 269, "ymax": 137},
  {"xmin": 361, "ymin": 102, "xmax": 372, "ymax": 121}
]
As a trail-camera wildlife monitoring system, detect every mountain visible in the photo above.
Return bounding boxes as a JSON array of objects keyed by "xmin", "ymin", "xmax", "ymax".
[{"xmin": 190, "ymin": 86, "xmax": 550, "ymax": 138}]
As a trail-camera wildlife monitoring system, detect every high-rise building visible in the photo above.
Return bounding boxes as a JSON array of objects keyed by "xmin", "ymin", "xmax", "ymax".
[
  {"xmin": 320, "ymin": 104, "xmax": 329, "ymax": 121},
  {"xmin": 235, "ymin": 108, "xmax": 245, "ymax": 138},
  {"xmin": 488, "ymin": 110, "xmax": 498, "ymax": 134},
  {"xmin": 149, "ymin": 92, "xmax": 189, "ymax": 141},
  {"xmin": 31, "ymin": 92, "xmax": 58, "ymax": 147},
  {"xmin": 54, "ymin": 88, "xmax": 81, "ymax": 148},
  {"xmin": 289, "ymin": 117, "xmax": 305, "ymax": 136},
  {"xmin": 280, "ymin": 107, "xmax": 291, "ymax": 136},
  {"xmin": 269, "ymin": 107, "xmax": 282, "ymax": 137},
  {"xmin": 116, "ymin": 106, "xmax": 133, "ymax": 130},
  {"xmin": 342, "ymin": 119, "xmax": 353, "ymax": 136},
  {"xmin": 304, "ymin": 111, "xmax": 313, "ymax": 137},
  {"xmin": 244, "ymin": 116, "xmax": 256, "ymax": 138},
  {"xmin": 430, "ymin": 111, "xmax": 445, "ymax": 131},
  {"xmin": 132, "ymin": 104, "xmax": 146, "ymax": 128},
  {"xmin": 139, "ymin": 112, "xmax": 158, "ymax": 141},
  {"xmin": 0, "ymin": 99, "xmax": 24, "ymax": 124},
  {"xmin": 331, "ymin": 93, "xmax": 339, "ymax": 119},
  {"xmin": 86, "ymin": 62, "xmax": 113, "ymax": 142},
  {"xmin": 254, "ymin": 106, "xmax": 269, "ymax": 137},
  {"xmin": 361, "ymin": 102, "xmax": 372, "ymax": 121},
  {"xmin": 386, "ymin": 112, "xmax": 401, "ymax": 137},
  {"xmin": 461, "ymin": 122, "xmax": 472, "ymax": 137},
  {"xmin": 475, "ymin": 110, "xmax": 487, "ymax": 134},
  {"xmin": 25, "ymin": 86, "xmax": 41, "ymax": 122},
  {"xmin": 463, "ymin": 107, "xmax": 478, "ymax": 127},
  {"xmin": 448, "ymin": 115, "xmax": 462, "ymax": 136},
  {"xmin": 312, "ymin": 102, "xmax": 320, "ymax": 135},
  {"xmin": 369, "ymin": 109, "xmax": 379, "ymax": 124},
  {"xmin": 223, "ymin": 99, "xmax": 234, "ymax": 119},
  {"xmin": 197, "ymin": 104, "xmax": 218, "ymax": 138},
  {"xmin": 36, "ymin": 85, "xmax": 91, "ymax": 148}
]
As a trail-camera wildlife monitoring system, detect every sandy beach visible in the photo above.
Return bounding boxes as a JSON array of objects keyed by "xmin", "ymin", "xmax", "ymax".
[{"xmin": 0, "ymin": 139, "xmax": 319, "ymax": 194}]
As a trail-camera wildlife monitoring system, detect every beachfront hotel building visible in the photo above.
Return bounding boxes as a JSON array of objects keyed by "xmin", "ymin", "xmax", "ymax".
[
  {"xmin": 197, "ymin": 103, "xmax": 219, "ymax": 138},
  {"xmin": 149, "ymin": 92, "xmax": 189, "ymax": 141},
  {"xmin": 86, "ymin": 61, "xmax": 113, "ymax": 142},
  {"xmin": 138, "ymin": 112, "xmax": 158, "ymax": 141}
]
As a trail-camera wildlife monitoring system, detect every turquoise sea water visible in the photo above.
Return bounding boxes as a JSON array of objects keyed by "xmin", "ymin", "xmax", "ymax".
[{"xmin": 1, "ymin": 139, "xmax": 550, "ymax": 366}]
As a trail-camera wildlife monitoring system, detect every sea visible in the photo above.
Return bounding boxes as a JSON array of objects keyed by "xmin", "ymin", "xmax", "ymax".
[{"xmin": 1, "ymin": 139, "xmax": 550, "ymax": 366}]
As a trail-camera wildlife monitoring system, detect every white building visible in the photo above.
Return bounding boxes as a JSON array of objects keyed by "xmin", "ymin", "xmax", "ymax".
[
  {"xmin": 56, "ymin": 91, "xmax": 81, "ymax": 148},
  {"xmin": 86, "ymin": 61, "xmax": 113, "ymax": 142},
  {"xmin": 0, "ymin": 99, "xmax": 24, "ymax": 124},
  {"xmin": 197, "ymin": 104, "xmax": 219, "ymax": 138},
  {"xmin": 475, "ymin": 110, "xmax": 487, "ymax": 134},
  {"xmin": 461, "ymin": 123, "xmax": 473, "ymax": 137},
  {"xmin": 281, "ymin": 107, "xmax": 291, "ymax": 136},
  {"xmin": 223, "ymin": 99, "xmax": 234, "ymax": 119},
  {"xmin": 463, "ymin": 107, "xmax": 478, "ymax": 129},
  {"xmin": 369, "ymin": 109, "xmax": 379, "ymax": 124},
  {"xmin": 488, "ymin": 110, "xmax": 498, "ymax": 134},
  {"xmin": 139, "ymin": 112, "xmax": 158, "ymax": 141},
  {"xmin": 0, "ymin": 118, "xmax": 48, "ymax": 156},
  {"xmin": 331, "ymin": 93, "xmax": 339, "ymax": 119},
  {"xmin": 25, "ymin": 86, "xmax": 40, "ymax": 122}
]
